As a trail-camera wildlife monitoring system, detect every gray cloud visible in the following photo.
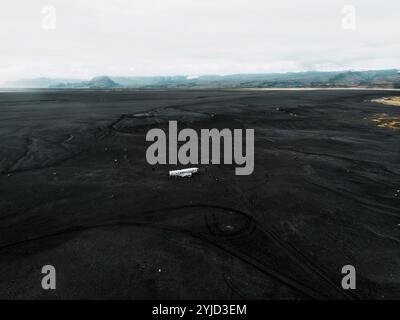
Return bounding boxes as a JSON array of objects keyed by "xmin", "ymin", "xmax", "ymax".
[{"xmin": 0, "ymin": 0, "xmax": 399, "ymax": 83}]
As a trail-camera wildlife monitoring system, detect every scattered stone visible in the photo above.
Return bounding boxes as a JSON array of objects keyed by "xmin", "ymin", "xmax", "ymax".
[{"xmin": 223, "ymin": 225, "xmax": 235, "ymax": 232}]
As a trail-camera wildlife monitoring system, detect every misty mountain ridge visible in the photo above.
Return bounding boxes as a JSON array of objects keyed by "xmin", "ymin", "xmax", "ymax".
[
  {"xmin": 4, "ymin": 70, "xmax": 400, "ymax": 89},
  {"xmin": 51, "ymin": 76, "xmax": 121, "ymax": 89}
]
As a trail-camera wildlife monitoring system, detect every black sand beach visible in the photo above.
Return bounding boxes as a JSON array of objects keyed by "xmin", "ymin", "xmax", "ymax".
[{"xmin": 0, "ymin": 89, "xmax": 399, "ymax": 299}]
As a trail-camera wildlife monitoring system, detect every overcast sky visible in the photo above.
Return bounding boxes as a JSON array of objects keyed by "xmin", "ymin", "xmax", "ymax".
[{"xmin": 0, "ymin": 0, "xmax": 399, "ymax": 83}]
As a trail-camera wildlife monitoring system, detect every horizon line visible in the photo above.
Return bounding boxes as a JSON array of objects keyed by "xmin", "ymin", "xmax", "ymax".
[{"xmin": 4, "ymin": 68, "xmax": 400, "ymax": 83}]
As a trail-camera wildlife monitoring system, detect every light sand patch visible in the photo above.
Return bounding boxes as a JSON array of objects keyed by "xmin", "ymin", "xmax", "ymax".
[
  {"xmin": 371, "ymin": 96, "xmax": 400, "ymax": 106},
  {"xmin": 371, "ymin": 113, "xmax": 400, "ymax": 130}
]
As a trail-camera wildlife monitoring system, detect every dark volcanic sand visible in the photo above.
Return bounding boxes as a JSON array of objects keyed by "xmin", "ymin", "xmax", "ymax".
[{"xmin": 0, "ymin": 89, "xmax": 399, "ymax": 299}]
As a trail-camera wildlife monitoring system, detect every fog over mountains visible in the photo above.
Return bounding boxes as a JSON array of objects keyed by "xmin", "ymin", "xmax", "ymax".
[{"xmin": 4, "ymin": 69, "xmax": 400, "ymax": 89}]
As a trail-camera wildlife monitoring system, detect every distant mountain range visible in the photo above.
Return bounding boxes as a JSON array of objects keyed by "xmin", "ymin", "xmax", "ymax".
[
  {"xmin": 51, "ymin": 76, "xmax": 121, "ymax": 89},
  {"xmin": 4, "ymin": 70, "xmax": 400, "ymax": 89}
]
